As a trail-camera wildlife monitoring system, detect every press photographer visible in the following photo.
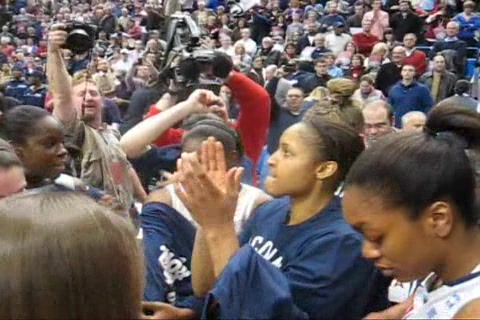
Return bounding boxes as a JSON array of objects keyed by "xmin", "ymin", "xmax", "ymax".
[{"xmin": 47, "ymin": 23, "xmax": 147, "ymax": 213}]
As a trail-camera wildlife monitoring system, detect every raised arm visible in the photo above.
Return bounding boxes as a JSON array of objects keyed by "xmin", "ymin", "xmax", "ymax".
[
  {"xmin": 119, "ymin": 94, "xmax": 188, "ymax": 159},
  {"xmin": 47, "ymin": 25, "xmax": 76, "ymax": 124},
  {"xmin": 227, "ymin": 71, "xmax": 271, "ymax": 166},
  {"xmin": 120, "ymin": 90, "xmax": 222, "ymax": 159}
]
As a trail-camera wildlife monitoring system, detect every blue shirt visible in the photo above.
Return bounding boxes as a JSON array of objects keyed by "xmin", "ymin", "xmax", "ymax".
[
  {"xmin": 205, "ymin": 197, "xmax": 389, "ymax": 319},
  {"xmin": 141, "ymin": 202, "xmax": 205, "ymax": 314},
  {"xmin": 388, "ymin": 81, "xmax": 433, "ymax": 127},
  {"xmin": 22, "ymin": 85, "xmax": 47, "ymax": 108},
  {"xmin": 5, "ymin": 79, "xmax": 29, "ymax": 102}
]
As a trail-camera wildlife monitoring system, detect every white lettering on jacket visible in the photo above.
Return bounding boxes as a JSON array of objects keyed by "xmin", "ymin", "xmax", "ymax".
[
  {"xmin": 249, "ymin": 236, "xmax": 284, "ymax": 268},
  {"xmin": 158, "ymin": 245, "xmax": 191, "ymax": 286}
]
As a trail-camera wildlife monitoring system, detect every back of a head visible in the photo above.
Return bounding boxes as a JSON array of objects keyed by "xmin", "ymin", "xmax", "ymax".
[
  {"xmin": 305, "ymin": 98, "xmax": 365, "ymax": 134},
  {"xmin": 426, "ymin": 104, "xmax": 480, "ymax": 147},
  {"xmin": 0, "ymin": 105, "xmax": 50, "ymax": 146},
  {"xmin": 454, "ymin": 79, "xmax": 471, "ymax": 96},
  {"xmin": 0, "ymin": 138, "xmax": 21, "ymax": 168},
  {"xmin": 183, "ymin": 119, "xmax": 243, "ymax": 166},
  {"xmin": 427, "ymin": 104, "xmax": 480, "ymax": 191},
  {"xmin": 0, "ymin": 192, "xmax": 143, "ymax": 320}
]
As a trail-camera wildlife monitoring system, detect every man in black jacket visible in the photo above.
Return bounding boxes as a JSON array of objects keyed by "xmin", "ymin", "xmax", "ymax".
[
  {"xmin": 375, "ymin": 46, "xmax": 406, "ymax": 97},
  {"xmin": 390, "ymin": 0, "xmax": 423, "ymax": 42},
  {"xmin": 297, "ymin": 58, "xmax": 331, "ymax": 94}
]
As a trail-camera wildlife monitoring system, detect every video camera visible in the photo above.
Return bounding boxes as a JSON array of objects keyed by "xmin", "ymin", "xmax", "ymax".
[
  {"xmin": 61, "ymin": 22, "xmax": 97, "ymax": 54},
  {"xmin": 161, "ymin": 12, "xmax": 221, "ymax": 98}
]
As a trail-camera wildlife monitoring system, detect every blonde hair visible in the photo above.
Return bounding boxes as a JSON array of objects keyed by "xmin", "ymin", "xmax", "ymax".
[
  {"xmin": 71, "ymin": 69, "xmax": 97, "ymax": 88},
  {"xmin": 371, "ymin": 42, "xmax": 389, "ymax": 57},
  {"xmin": 0, "ymin": 192, "xmax": 143, "ymax": 319},
  {"xmin": 304, "ymin": 86, "xmax": 330, "ymax": 102}
]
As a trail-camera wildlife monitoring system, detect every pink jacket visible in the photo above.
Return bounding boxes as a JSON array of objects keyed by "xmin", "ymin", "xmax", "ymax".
[{"xmin": 363, "ymin": 10, "xmax": 389, "ymax": 40}]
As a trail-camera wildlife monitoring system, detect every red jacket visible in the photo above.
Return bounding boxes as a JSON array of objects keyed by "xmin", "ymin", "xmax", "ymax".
[
  {"xmin": 352, "ymin": 33, "xmax": 379, "ymax": 57},
  {"xmin": 145, "ymin": 71, "xmax": 271, "ymax": 181},
  {"xmin": 403, "ymin": 50, "xmax": 427, "ymax": 76}
]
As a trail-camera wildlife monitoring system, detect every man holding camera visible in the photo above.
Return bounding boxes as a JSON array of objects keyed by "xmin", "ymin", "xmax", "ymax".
[{"xmin": 47, "ymin": 24, "xmax": 146, "ymax": 213}]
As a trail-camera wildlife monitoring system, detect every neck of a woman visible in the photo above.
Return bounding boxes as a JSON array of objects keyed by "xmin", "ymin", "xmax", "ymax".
[
  {"xmin": 289, "ymin": 189, "xmax": 334, "ymax": 225},
  {"xmin": 437, "ymin": 227, "xmax": 480, "ymax": 283}
]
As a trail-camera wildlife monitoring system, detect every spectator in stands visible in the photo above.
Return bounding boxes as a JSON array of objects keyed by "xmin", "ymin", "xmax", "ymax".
[
  {"xmin": 402, "ymin": 33, "xmax": 427, "ymax": 76},
  {"xmin": 390, "ymin": 0, "xmax": 423, "ymax": 42},
  {"xmin": 325, "ymin": 52, "xmax": 344, "ymax": 78},
  {"xmin": 218, "ymin": 34, "xmax": 235, "ymax": 57},
  {"xmin": 326, "ymin": 22, "xmax": 352, "ymax": 56},
  {"xmin": 296, "ymin": 22, "xmax": 318, "ymax": 54},
  {"xmin": 319, "ymin": 2, "xmax": 347, "ymax": 32},
  {"xmin": 258, "ymin": 37, "xmax": 282, "ymax": 66},
  {"xmin": 453, "ymin": 1, "xmax": 480, "ymax": 47},
  {"xmin": 353, "ymin": 18, "xmax": 379, "ymax": 57},
  {"xmin": 235, "ymin": 28, "xmax": 257, "ymax": 57},
  {"xmin": 348, "ymin": 53, "xmax": 366, "ymax": 81},
  {"xmin": 362, "ymin": 100, "xmax": 395, "ymax": 147},
  {"xmin": 401, "ymin": 111, "xmax": 426, "ymax": 131},
  {"xmin": 267, "ymin": 87, "xmax": 305, "ymax": 155},
  {"xmin": 264, "ymin": 65, "xmax": 292, "ymax": 107},
  {"xmin": 310, "ymin": 33, "xmax": 332, "ymax": 60},
  {"xmin": 388, "ymin": 64, "xmax": 433, "ymax": 127},
  {"xmin": 299, "ymin": 58, "xmax": 331, "ymax": 94},
  {"xmin": 5, "ymin": 64, "xmax": 28, "ymax": 102},
  {"xmin": 363, "ymin": 0, "xmax": 389, "ymax": 40},
  {"xmin": 438, "ymin": 79, "xmax": 478, "ymax": 112},
  {"xmin": 22, "ymin": 70, "xmax": 47, "ymax": 108},
  {"xmin": 347, "ymin": 1, "xmax": 366, "ymax": 28},
  {"xmin": 429, "ymin": 21, "xmax": 467, "ymax": 76},
  {"xmin": 419, "ymin": 54, "xmax": 456, "ymax": 104},
  {"xmin": 352, "ymin": 75, "xmax": 385, "ymax": 106},
  {"xmin": 375, "ymin": 45, "xmax": 406, "ymax": 96}
]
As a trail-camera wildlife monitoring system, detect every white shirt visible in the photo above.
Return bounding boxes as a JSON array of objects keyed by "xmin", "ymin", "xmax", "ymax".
[
  {"xmin": 325, "ymin": 32, "xmax": 352, "ymax": 56},
  {"xmin": 166, "ymin": 183, "xmax": 264, "ymax": 234},
  {"xmin": 235, "ymin": 38, "xmax": 257, "ymax": 57},
  {"xmin": 112, "ymin": 58, "xmax": 132, "ymax": 74},
  {"xmin": 405, "ymin": 264, "xmax": 480, "ymax": 319}
]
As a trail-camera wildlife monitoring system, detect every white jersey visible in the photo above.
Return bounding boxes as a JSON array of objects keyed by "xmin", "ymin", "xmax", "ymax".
[
  {"xmin": 165, "ymin": 183, "xmax": 264, "ymax": 234},
  {"xmin": 405, "ymin": 264, "xmax": 480, "ymax": 319}
]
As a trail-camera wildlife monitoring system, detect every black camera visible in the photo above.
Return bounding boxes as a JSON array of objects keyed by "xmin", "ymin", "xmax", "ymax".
[
  {"xmin": 162, "ymin": 13, "xmax": 220, "ymax": 90},
  {"xmin": 62, "ymin": 22, "xmax": 97, "ymax": 54}
]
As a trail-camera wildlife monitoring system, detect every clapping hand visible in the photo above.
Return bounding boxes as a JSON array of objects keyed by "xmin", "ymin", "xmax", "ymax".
[{"xmin": 175, "ymin": 137, "xmax": 243, "ymax": 230}]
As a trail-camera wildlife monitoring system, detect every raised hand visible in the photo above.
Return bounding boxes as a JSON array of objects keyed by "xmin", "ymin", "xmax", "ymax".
[
  {"xmin": 186, "ymin": 89, "xmax": 224, "ymax": 114},
  {"xmin": 175, "ymin": 138, "xmax": 243, "ymax": 230},
  {"xmin": 47, "ymin": 24, "xmax": 68, "ymax": 52}
]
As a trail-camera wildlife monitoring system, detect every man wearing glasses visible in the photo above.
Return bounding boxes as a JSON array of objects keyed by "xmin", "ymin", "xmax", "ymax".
[{"xmin": 362, "ymin": 100, "xmax": 396, "ymax": 148}]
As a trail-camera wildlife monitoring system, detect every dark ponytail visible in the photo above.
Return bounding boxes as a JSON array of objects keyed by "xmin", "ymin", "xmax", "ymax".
[{"xmin": 346, "ymin": 104, "xmax": 480, "ymax": 227}]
